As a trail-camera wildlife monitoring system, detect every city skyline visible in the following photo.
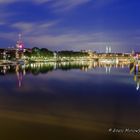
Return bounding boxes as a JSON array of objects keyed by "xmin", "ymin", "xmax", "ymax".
[{"xmin": 0, "ymin": 0, "xmax": 140, "ymax": 52}]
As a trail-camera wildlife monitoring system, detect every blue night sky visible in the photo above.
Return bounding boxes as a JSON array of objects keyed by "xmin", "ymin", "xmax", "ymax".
[{"xmin": 0, "ymin": 0, "xmax": 140, "ymax": 52}]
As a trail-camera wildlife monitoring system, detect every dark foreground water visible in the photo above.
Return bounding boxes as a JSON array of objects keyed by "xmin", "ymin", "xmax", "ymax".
[{"xmin": 0, "ymin": 61, "xmax": 140, "ymax": 140}]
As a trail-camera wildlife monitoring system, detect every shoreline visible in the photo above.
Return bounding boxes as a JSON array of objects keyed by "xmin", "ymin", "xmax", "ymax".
[{"xmin": 0, "ymin": 58, "xmax": 134, "ymax": 67}]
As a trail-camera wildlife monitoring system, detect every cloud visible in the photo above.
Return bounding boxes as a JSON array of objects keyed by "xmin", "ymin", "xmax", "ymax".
[
  {"xmin": 0, "ymin": 21, "xmax": 5, "ymax": 25},
  {"xmin": 47, "ymin": 0, "xmax": 118, "ymax": 12},
  {"xmin": 33, "ymin": 0, "xmax": 117, "ymax": 12},
  {"xmin": 0, "ymin": 0, "xmax": 91, "ymax": 28},
  {"xmin": 23, "ymin": 30, "xmax": 131, "ymax": 52},
  {"xmin": 92, "ymin": 0, "xmax": 118, "ymax": 8},
  {"xmin": 49, "ymin": 0, "xmax": 91, "ymax": 12},
  {"xmin": 10, "ymin": 21, "xmax": 59, "ymax": 35},
  {"xmin": 0, "ymin": 0, "xmax": 118, "ymax": 13},
  {"xmin": 0, "ymin": 0, "xmax": 16, "ymax": 4},
  {"xmin": 0, "ymin": 0, "xmax": 91, "ymax": 12}
]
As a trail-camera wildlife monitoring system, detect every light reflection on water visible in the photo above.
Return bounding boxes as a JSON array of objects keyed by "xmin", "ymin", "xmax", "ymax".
[{"xmin": 0, "ymin": 61, "xmax": 140, "ymax": 140}]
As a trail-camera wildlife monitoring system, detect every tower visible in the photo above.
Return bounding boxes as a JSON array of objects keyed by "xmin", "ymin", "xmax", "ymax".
[
  {"xmin": 109, "ymin": 46, "xmax": 111, "ymax": 53},
  {"xmin": 16, "ymin": 34, "xmax": 24, "ymax": 50},
  {"xmin": 106, "ymin": 46, "xmax": 108, "ymax": 53},
  {"xmin": 106, "ymin": 45, "xmax": 111, "ymax": 53},
  {"xmin": 16, "ymin": 34, "xmax": 24, "ymax": 59}
]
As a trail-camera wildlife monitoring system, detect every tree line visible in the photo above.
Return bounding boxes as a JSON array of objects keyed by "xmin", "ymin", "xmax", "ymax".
[{"xmin": 24, "ymin": 47, "xmax": 89, "ymax": 58}]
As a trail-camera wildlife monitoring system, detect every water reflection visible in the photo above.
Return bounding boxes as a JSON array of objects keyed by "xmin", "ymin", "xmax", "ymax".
[
  {"xmin": 0, "ymin": 60, "xmax": 139, "ymax": 90},
  {"xmin": 0, "ymin": 60, "xmax": 140, "ymax": 140},
  {"xmin": 130, "ymin": 62, "xmax": 140, "ymax": 91}
]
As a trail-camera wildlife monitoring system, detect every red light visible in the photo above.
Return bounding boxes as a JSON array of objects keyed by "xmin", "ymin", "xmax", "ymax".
[
  {"xmin": 18, "ymin": 43, "xmax": 24, "ymax": 49},
  {"xmin": 19, "ymin": 45, "xmax": 22, "ymax": 49}
]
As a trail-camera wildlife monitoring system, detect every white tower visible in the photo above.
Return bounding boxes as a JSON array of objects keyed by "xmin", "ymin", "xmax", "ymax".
[
  {"xmin": 109, "ymin": 46, "xmax": 111, "ymax": 53},
  {"xmin": 106, "ymin": 46, "xmax": 109, "ymax": 53}
]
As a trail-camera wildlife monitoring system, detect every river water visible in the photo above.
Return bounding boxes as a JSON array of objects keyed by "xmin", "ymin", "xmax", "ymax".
[{"xmin": 0, "ymin": 61, "xmax": 140, "ymax": 140}]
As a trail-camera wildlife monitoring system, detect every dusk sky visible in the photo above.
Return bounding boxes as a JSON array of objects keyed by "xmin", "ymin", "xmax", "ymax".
[{"xmin": 0, "ymin": 0, "xmax": 140, "ymax": 52}]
